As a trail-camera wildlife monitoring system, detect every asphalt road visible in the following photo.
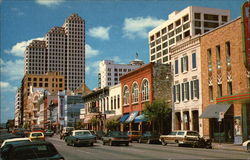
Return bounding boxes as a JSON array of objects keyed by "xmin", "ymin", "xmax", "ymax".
[{"xmin": 47, "ymin": 136, "xmax": 250, "ymax": 160}]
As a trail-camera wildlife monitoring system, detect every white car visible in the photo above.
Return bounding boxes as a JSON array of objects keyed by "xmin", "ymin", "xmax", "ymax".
[
  {"xmin": 242, "ymin": 140, "xmax": 250, "ymax": 152},
  {"xmin": 1, "ymin": 138, "xmax": 31, "ymax": 148}
]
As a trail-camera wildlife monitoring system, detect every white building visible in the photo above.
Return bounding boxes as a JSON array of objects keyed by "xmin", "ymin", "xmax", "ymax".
[
  {"xmin": 170, "ymin": 36, "xmax": 203, "ymax": 135},
  {"xmin": 24, "ymin": 13, "xmax": 85, "ymax": 91},
  {"xmin": 14, "ymin": 88, "xmax": 22, "ymax": 126},
  {"xmin": 107, "ymin": 84, "xmax": 122, "ymax": 117},
  {"xmin": 148, "ymin": 6, "xmax": 230, "ymax": 64},
  {"xmin": 98, "ymin": 59, "xmax": 144, "ymax": 88}
]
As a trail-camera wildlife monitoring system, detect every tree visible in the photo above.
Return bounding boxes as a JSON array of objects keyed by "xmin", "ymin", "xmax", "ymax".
[
  {"xmin": 90, "ymin": 117, "xmax": 98, "ymax": 130},
  {"xmin": 75, "ymin": 121, "xmax": 86, "ymax": 130},
  {"xmin": 144, "ymin": 100, "xmax": 172, "ymax": 134},
  {"xmin": 105, "ymin": 119, "xmax": 119, "ymax": 131}
]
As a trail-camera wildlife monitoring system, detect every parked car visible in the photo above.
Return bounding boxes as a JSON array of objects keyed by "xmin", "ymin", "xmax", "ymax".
[
  {"xmin": 65, "ymin": 130, "xmax": 96, "ymax": 147},
  {"xmin": 242, "ymin": 140, "xmax": 250, "ymax": 152},
  {"xmin": 1, "ymin": 138, "xmax": 31, "ymax": 149},
  {"xmin": 102, "ymin": 131, "xmax": 130, "ymax": 146},
  {"xmin": 192, "ymin": 136, "xmax": 212, "ymax": 149},
  {"xmin": 95, "ymin": 130, "xmax": 105, "ymax": 140},
  {"xmin": 0, "ymin": 134, "xmax": 22, "ymax": 145},
  {"xmin": 159, "ymin": 130, "xmax": 200, "ymax": 146},
  {"xmin": 139, "ymin": 131, "xmax": 160, "ymax": 144},
  {"xmin": 0, "ymin": 141, "xmax": 64, "ymax": 160},
  {"xmin": 28, "ymin": 132, "xmax": 45, "ymax": 141},
  {"xmin": 60, "ymin": 127, "xmax": 74, "ymax": 140},
  {"xmin": 127, "ymin": 131, "xmax": 142, "ymax": 142},
  {"xmin": 44, "ymin": 129, "xmax": 54, "ymax": 137},
  {"xmin": 31, "ymin": 127, "xmax": 44, "ymax": 133}
]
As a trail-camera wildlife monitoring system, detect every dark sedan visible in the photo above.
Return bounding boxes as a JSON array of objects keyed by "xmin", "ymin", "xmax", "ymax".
[
  {"xmin": 44, "ymin": 129, "xmax": 54, "ymax": 137},
  {"xmin": 139, "ymin": 131, "xmax": 160, "ymax": 144},
  {"xmin": 102, "ymin": 131, "xmax": 130, "ymax": 146},
  {"xmin": 0, "ymin": 141, "xmax": 64, "ymax": 160}
]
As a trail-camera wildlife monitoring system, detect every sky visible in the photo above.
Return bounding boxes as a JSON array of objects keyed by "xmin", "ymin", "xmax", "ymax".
[{"xmin": 0, "ymin": 0, "xmax": 245, "ymax": 123}]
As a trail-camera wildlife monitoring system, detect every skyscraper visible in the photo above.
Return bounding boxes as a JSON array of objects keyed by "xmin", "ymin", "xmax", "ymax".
[{"xmin": 24, "ymin": 13, "xmax": 85, "ymax": 91}]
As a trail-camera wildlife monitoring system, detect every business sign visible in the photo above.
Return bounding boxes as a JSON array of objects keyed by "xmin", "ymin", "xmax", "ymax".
[{"xmin": 241, "ymin": 1, "xmax": 250, "ymax": 70}]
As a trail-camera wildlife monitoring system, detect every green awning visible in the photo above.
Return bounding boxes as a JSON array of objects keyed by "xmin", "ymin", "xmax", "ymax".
[{"xmin": 200, "ymin": 104, "xmax": 231, "ymax": 119}]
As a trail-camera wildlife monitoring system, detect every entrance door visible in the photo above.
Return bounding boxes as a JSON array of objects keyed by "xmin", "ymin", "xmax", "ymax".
[{"xmin": 192, "ymin": 110, "xmax": 199, "ymax": 132}]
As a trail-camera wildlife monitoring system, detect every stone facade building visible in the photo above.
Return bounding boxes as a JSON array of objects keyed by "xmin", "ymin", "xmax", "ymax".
[{"xmin": 200, "ymin": 17, "xmax": 250, "ymax": 144}]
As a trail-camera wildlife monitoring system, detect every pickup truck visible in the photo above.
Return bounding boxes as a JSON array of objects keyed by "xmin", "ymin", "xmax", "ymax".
[{"xmin": 159, "ymin": 130, "xmax": 200, "ymax": 146}]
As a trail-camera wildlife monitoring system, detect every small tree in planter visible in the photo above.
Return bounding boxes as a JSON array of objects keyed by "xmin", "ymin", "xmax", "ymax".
[
  {"xmin": 105, "ymin": 119, "xmax": 119, "ymax": 131},
  {"xmin": 90, "ymin": 117, "xmax": 98, "ymax": 130}
]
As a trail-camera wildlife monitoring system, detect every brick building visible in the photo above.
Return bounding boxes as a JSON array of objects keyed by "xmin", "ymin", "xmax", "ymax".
[
  {"xmin": 200, "ymin": 17, "xmax": 250, "ymax": 144},
  {"xmin": 120, "ymin": 63, "xmax": 172, "ymax": 133}
]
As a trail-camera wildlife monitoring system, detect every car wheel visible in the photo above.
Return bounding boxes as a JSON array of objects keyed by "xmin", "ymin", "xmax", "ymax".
[
  {"xmin": 247, "ymin": 143, "xmax": 250, "ymax": 153},
  {"xmin": 66, "ymin": 140, "xmax": 70, "ymax": 146},
  {"xmin": 161, "ymin": 140, "xmax": 167, "ymax": 146},
  {"xmin": 109, "ymin": 140, "xmax": 113, "ymax": 146},
  {"xmin": 147, "ymin": 140, "xmax": 151, "ymax": 144},
  {"xmin": 125, "ymin": 143, "xmax": 129, "ymax": 146}
]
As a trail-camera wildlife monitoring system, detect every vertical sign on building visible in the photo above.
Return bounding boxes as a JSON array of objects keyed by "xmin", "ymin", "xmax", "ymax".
[{"xmin": 241, "ymin": 1, "xmax": 250, "ymax": 70}]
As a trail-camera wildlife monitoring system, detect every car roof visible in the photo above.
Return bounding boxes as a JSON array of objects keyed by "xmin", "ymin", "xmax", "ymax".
[
  {"xmin": 3, "ymin": 138, "xmax": 30, "ymax": 142},
  {"xmin": 7, "ymin": 141, "xmax": 52, "ymax": 148},
  {"xmin": 73, "ymin": 130, "xmax": 90, "ymax": 132},
  {"xmin": 30, "ymin": 132, "xmax": 44, "ymax": 134}
]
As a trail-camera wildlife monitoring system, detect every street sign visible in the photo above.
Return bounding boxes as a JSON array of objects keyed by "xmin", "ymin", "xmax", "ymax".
[{"xmin": 218, "ymin": 112, "xmax": 224, "ymax": 122}]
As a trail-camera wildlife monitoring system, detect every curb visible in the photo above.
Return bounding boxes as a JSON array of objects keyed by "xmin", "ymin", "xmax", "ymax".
[{"xmin": 212, "ymin": 144, "xmax": 244, "ymax": 152}]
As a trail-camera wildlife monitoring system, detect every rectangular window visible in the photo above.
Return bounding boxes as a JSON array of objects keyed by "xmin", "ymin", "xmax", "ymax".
[
  {"xmin": 163, "ymin": 56, "xmax": 168, "ymax": 62},
  {"xmin": 168, "ymin": 31, "xmax": 175, "ymax": 38},
  {"xmin": 209, "ymin": 86, "xmax": 213, "ymax": 101},
  {"xmin": 183, "ymin": 15, "xmax": 189, "ymax": 22},
  {"xmin": 168, "ymin": 23, "xmax": 173, "ymax": 31},
  {"xmin": 195, "ymin": 29, "xmax": 201, "ymax": 35},
  {"xmin": 151, "ymin": 55, "xmax": 155, "ymax": 61},
  {"xmin": 184, "ymin": 30, "xmax": 190, "ymax": 38},
  {"xmin": 175, "ymin": 27, "xmax": 182, "ymax": 34},
  {"xmin": 183, "ymin": 22, "xmax": 190, "ymax": 30},
  {"xmin": 195, "ymin": 21, "xmax": 201, "ymax": 27},
  {"xmin": 227, "ymin": 82, "xmax": 232, "ymax": 95},
  {"xmin": 192, "ymin": 53, "xmax": 197, "ymax": 69},
  {"xmin": 162, "ymin": 35, "xmax": 168, "ymax": 41},
  {"xmin": 151, "ymin": 48, "xmax": 155, "ymax": 54},
  {"xmin": 222, "ymin": 16, "xmax": 228, "ymax": 22},
  {"xmin": 39, "ymin": 83, "xmax": 43, "ymax": 87},
  {"xmin": 163, "ymin": 49, "xmax": 168, "ymax": 55},
  {"xmin": 181, "ymin": 56, "xmax": 188, "ymax": 72},
  {"xmin": 175, "ymin": 84, "xmax": 181, "ymax": 102},
  {"xmin": 156, "ymin": 32, "xmax": 160, "ymax": 38},
  {"xmin": 162, "ymin": 41, "xmax": 168, "ymax": 48},
  {"xmin": 175, "ymin": 60, "xmax": 179, "ymax": 75},
  {"xmin": 204, "ymin": 14, "xmax": 219, "ymax": 21},
  {"xmin": 156, "ymin": 45, "xmax": 161, "ymax": 51},
  {"xmin": 161, "ymin": 27, "xmax": 167, "ymax": 34},
  {"xmin": 183, "ymin": 82, "xmax": 189, "ymax": 101},
  {"xmin": 176, "ymin": 34, "xmax": 182, "ymax": 42},
  {"xmin": 194, "ymin": 13, "xmax": 201, "ymax": 19},
  {"xmin": 157, "ymin": 52, "xmax": 161, "ymax": 58},
  {"xmin": 175, "ymin": 19, "xmax": 181, "ymax": 27},
  {"xmin": 216, "ymin": 45, "xmax": 221, "ymax": 67},
  {"xmin": 204, "ymin": 22, "xmax": 219, "ymax": 28},
  {"xmin": 217, "ymin": 84, "xmax": 222, "ymax": 97},
  {"xmin": 169, "ymin": 38, "xmax": 175, "ymax": 45},
  {"xmin": 45, "ymin": 83, "xmax": 48, "ymax": 87},
  {"xmin": 150, "ymin": 35, "xmax": 154, "ymax": 41},
  {"xmin": 193, "ymin": 80, "xmax": 199, "ymax": 99}
]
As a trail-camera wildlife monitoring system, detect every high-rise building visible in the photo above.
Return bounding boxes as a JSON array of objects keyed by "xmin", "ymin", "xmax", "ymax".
[
  {"xmin": 98, "ymin": 59, "xmax": 144, "ymax": 88},
  {"xmin": 148, "ymin": 6, "xmax": 230, "ymax": 64},
  {"xmin": 24, "ymin": 13, "xmax": 85, "ymax": 91}
]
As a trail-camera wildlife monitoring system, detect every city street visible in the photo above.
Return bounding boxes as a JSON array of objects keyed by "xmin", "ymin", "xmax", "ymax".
[{"xmin": 47, "ymin": 136, "xmax": 250, "ymax": 160}]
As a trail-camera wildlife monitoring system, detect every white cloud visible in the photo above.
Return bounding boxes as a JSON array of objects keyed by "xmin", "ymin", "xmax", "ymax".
[
  {"xmin": 110, "ymin": 56, "xmax": 125, "ymax": 64},
  {"xmin": 88, "ymin": 26, "xmax": 111, "ymax": 40},
  {"xmin": 35, "ymin": 0, "xmax": 65, "ymax": 7},
  {"xmin": 123, "ymin": 16, "xmax": 165, "ymax": 39},
  {"xmin": 0, "ymin": 58, "xmax": 24, "ymax": 81},
  {"xmin": 4, "ymin": 37, "xmax": 44, "ymax": 57},
  {"xmin": 85, "ymin": 44, "xmax": 100, "ymax": 58},
  {"xmin": 0, "ymin": 82, "xmax": 18, "ymax": 93},
  {"xmin": 86, "ymin": 61, "xmax": 100, "ymax": 75}
]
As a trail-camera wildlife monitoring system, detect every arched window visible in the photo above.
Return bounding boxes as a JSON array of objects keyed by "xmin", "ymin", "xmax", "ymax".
[
  {"xmin": 141, "ymin": 79, "xmax": 149, "ymax": 101},
  {"xmin": 123, "ymin": 86, "xmax": 129, "ymax": 105},
  {"xmin": 132, "ymin": 82, "xmax": 139, "ymax": 103}
]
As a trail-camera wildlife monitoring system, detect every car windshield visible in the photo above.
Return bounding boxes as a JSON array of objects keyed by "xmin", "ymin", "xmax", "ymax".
[
  {"xmin": 32, "ymin": 133, "xmax": 43, "ymax": 137},
  {"xmin": 109, "ymin": 131, "xmax": 127, "ymax": 136},
  {"xmin": 33, "ymin": 128, "xmax": 43, "ymax": 131},
  {"xmin": 75, "ymin": 131, "xmax": 91, "ymax": 136},
  {"xmin": 10, "ymin": 144, "xmax": 58, "ymax": 159},
  {"xmin": 169, "ymin": 132, "xmax": 177, "ymax": 135},
  {"xmin": 177, "ymin": 132, "xmax": 185, "ymax": 135}
]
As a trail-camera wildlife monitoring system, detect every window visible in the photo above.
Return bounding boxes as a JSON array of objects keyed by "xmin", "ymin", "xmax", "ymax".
[
  {"xmin": 150, "ymin": 35, "xmax": 154, "ymax": 41},
  {"xmin": 182, "ymin": 82, "xmax": 189, "ymax": 101},
  {"xmin": 168, "ymin": 23, "xmax": 173, "ymax": 31},
  {"xmin": 157, "ymin": 52, "xmax": 161, "ymax": 58},
  {"xmin": 184, "ymin": 30, "xmax": 190, "ymax": 38},
  {"xmin": 183, "ymin": 22, "xmax": 190, "ymax": 30},
  {"xmin": 132, "ymin": 83, "xmax": 139, "ymax": 103},
  {"xmin": 156, "ymin": 32, "xmax": 160, "ymax": 38},
  {"xmin": 194, "ymin": 13, "xmax": 201, "ymax": 19},
  {"xmin": 192, "ymin": 53, "xmax": 197, "ymax": 69},
  {"xmin": 114, "ymin": 96, "xmax": 116, "ymax": 109},
  {"xmin": 222, "ymin": 16, "xmax": 228, "ymax": 22},
  {"xmin": 181, "ymin": 56, "xmax": 188, "ymax": 72},
  {"xmin": 141, "ymin": 79, "xmax": 149, "ymax": 101},
  {"xmin": 163, "ymin": 49, "xmax": 168, "ymax": 55},
  {"xmin": 175, "ymin": 27, "xmax": 182, "ymax": 34},
  {"xmin": 227, "ymin": 82, "xmax": 232, "ymax": 95},
  {"xmin": 117, "ymin": 95, "xmax": 120, "ymax": 109},
  {"xmin": 204, "ymin": 22, "xmax": 219, "ymax": 28},
  {"xmin": 173, "ymin": 84, "xmax": 181, "ymax": 102},
  {"xmin": 33, "ymin": 83, "xmax": 37, "ymax": 87},
  {"xmin": 169, "ymin": 38, "xmax": 175, "ymax": 45},
  {"xmin": 161, "ymin": 27, "xmax": 167, "ymax": 34},
  {"xmin": 33, "ymin": 78, "xmax": 37, "ymax": 81},
  {"xmin": 162, "ymin": 41, "xmax": 168, "ymax": 48},
  {"xmin": 123, "ymin": 86, "xmax": 129, "ymax": 105},
  {"xmin": 191, "ymin": 80, "xmax": 199, "ymax": 99},
  {"xmin": 226, "ymin": 41, "xmax": 231, "ymax": 66},
  {"xmin": 175, "ymin": 19, "xmax": 181, "ymax": 26},
  {"xmin": 28, "ymin": 78, "xmax": 31, "ymax": 81},
  {"xmin": 151, "ymin": 55, "xmax": 155, "ymax": 61},
  {"xmin": 195, "ymin": 21, "xmax": 201, "ymax": 27},
  {"xmin": 111, "ymin": 97, "xmax": 113, "ymax": 110},
  {"xmin": 156, "ymin": 45, "xmax": 161, "ymax": 51},
  {"xmin": 151, "ymin": 48, "xmax": 155, "ymax": 54},
  {"xmin": 176, "ymin": 34, "xmax": 182, "ymax": 42},
  {"xmin": 183, "ymin": 15, "xmax": 189, "ymax": 22},
  {"xmin": 218, "ymin": 84, "xmax": 222, "ymax": 97},
  {"xmin": 216, "ymin": 45, "xmax": 221, "ymax": 67},
  {"xmin": 168, "ymin": 31, "xmax": 175, "ymax": 38},
  {"xmin": 163, "ymin": 56, "xmax": 168, "ymax": 62},
  {"xmin": 39, "ymin": 78, "xmax": 43, "ymax": 81},
  {"xmin": 175, "ymin": 60, "xmax": 179, "ymax": 75},
  {"xmin": 204, "ymin": 14, "xmax": 219, "ymax": 21},
  {"xmin": 39, "ymin": 83, "xmax": 43, "ymax": 87},
  {"xmin": 162, "ymin": 35, "xmax": 168, "ymax": 41},
  {"xmin": 195, "ymin": 29, "xmax": 201, "ymax": 35},
  {"xmin": 209, "ymin": 86, "xmax": 213, "ymax": 101}
]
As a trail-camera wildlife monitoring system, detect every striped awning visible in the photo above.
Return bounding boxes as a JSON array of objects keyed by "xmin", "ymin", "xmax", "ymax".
[
  {"xmin": 134, "ymin": 114, "xmax": 147, "ymax": 123},
  {"xmin": 125, "ymin": 111, "xmax": 139, "ymax": 123},
  {"xmin": 120, "ymin": 114, "xmax": 129, "ymax": 122}
]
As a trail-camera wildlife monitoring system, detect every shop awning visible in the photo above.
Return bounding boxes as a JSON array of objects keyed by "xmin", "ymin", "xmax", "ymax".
[
  {"xmin": 106, "ymin": 115, "xmax": 121, "ymax": 121},
  {"xmin": 125, "ymin": 111, "xmax": 139, "ymax": 123},
  {"xmin": 200, "ymin": 104, "xmax": 231, "ymax": 119},
  {"xmin": 134, "ymin": 114, "xmax": 147, "ymax": 123},
  {"xmin": 120, "ymin": 114, "xmax": 129, "ymax": 122}
]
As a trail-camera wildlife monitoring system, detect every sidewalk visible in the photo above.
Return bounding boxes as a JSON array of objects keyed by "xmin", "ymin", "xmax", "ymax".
[{"xmin": 212, "ymin": 143, "xmax": 244, "ymax": 152}]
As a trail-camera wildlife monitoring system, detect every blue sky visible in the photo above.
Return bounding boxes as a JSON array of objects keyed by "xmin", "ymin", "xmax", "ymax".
[{"xmin": 0, "ymin": 0, "xmax": 245, "ymax": 123}]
